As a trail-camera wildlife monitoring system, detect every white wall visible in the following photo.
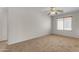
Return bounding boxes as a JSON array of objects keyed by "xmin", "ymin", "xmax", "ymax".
[
  {"xmin": 8, "ymin": 7, "xmax": 51, "ymax": 44},
  {"xmin": 51, "ymin": 11, "xmax": 79, "ymax": 38},
  {"xmin": 0, "ymin": 8, "xmax": 7, "ymax": 41}
]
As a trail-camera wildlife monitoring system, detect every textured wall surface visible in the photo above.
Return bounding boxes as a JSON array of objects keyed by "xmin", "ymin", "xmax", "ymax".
[
  {"xmin": 8, "ymin": 7, "xmax": 51, "ymax": 44},
  {"xmin": 51, "ymin": 11, "xmax": 79, "ymax": 38}
]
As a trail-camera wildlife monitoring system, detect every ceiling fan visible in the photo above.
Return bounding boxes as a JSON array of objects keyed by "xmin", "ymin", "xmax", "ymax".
[{"xmin": 47, "ymin": 7, "xmax": 63, "ymax": 16}]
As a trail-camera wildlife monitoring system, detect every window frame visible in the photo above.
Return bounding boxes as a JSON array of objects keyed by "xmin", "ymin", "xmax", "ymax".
[
  {"xmin": 56, "ymin": 16, "xmax": 72, "ymax": 31},
  {"xmin": 56, "ymin": 18, "xmax": 64, "ymax": 30}
]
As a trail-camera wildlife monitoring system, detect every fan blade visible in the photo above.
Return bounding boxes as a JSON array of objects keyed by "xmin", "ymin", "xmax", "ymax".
[{"xmin": 57, "ymin": 10, "xmax": 63, "ymax": 12}]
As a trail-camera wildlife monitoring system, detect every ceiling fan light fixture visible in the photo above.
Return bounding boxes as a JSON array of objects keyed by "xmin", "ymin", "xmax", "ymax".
[{"xmin": 48, "ymin": 7, "xmax": 63, "ymax": 16}]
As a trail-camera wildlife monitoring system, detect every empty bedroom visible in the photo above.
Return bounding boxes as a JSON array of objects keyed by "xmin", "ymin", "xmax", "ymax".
[{"xmin": 0, "ymin": 7, "xmax": 79, "ymax": 52}]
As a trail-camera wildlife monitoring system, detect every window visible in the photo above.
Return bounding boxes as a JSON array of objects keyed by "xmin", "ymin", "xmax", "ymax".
[
  {"xmin": 64, "ymin": 17, "xmax": 72, "ymax": 30},
  {"xmin": 57, "ymin": 18, "xmax": 63, "ymax": 30},
  {"xmin": 57, "ymin": 16, "xmax": 72, "ymax": 31}
]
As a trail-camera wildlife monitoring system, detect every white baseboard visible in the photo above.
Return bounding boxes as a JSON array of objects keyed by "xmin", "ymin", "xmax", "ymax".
[
  {"xmin": 8, "ymin": 33, "xmax": 50, "ymax": 45},
  {"xmin": 51, "ymin": 33, "xmax": 79, "ymax": 39}
]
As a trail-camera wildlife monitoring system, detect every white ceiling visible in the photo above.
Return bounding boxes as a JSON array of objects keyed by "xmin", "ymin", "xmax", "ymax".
[
  {"xmin": 57, "ymin": 7, "xmax": 79, "ymax": 13},
  {"xmin": 41, "ymin": 7, "xmax": 79, "ymax": 16},
  {"xmin": 0, "ymin": 7, "xmax": 79, "ymax": 15}
]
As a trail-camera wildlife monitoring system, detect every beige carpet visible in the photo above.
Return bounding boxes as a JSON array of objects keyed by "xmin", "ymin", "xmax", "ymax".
[
  {"xmin": 0, "ymin": 40, "xmax": 8, "ymax": 52},
  {"xmin": 6, "ymin": 35, "xmax": 79, "ymax": 52}
]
